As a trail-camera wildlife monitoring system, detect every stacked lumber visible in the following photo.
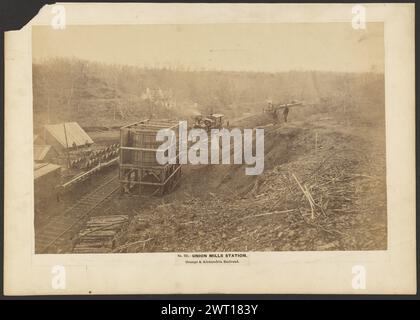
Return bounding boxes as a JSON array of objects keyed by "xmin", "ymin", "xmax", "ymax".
[{"xmin": 73, "ymin": 215, "xmax": 129, "ymax": 253}]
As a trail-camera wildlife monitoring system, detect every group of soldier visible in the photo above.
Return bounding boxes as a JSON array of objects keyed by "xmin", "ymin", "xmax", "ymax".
[{"xmin": 267, "ymin": 101, "xmax": 290, "ymax": 123}]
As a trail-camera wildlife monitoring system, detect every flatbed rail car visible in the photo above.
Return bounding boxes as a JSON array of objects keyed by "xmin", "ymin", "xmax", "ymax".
[{"xmin": 36, "ymin": 175, "xmax": 120, "ymax": 253}]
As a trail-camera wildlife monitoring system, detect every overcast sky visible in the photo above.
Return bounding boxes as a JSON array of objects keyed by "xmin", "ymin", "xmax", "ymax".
[{"xmin": 32, "ymin": 23, "xmax": 384, "ymax": 73}]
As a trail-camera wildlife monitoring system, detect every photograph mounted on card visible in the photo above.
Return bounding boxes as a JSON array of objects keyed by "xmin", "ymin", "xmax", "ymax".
[{"xmin": 3, "ymin": 3, "xmax": 416, "ymax": 295}]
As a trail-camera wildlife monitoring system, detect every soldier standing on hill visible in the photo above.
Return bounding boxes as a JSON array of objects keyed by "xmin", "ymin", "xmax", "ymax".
[{"xmin": 272, "ymin": 110, "xmax": 278, "ymax": 123}]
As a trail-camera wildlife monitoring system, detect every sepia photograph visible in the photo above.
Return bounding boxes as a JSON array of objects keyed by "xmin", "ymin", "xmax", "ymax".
[{"xmin": 32, "ymin": 22, "xmax": 387, "ymax": 254}]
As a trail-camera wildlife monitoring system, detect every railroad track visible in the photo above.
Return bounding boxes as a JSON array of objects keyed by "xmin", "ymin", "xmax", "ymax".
[{"xmin": 36, "ymin": 176, "xmax": 120, "ymax": 253}]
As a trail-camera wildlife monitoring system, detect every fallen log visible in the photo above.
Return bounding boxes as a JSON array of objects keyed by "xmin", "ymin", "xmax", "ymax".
[
  {"xmin": 241, "ymin": 209, "xmax": 296, "ymax": 219},
  {"xmin": 112, "ymin": 238, "xmax": 153, "ymax": 253}
]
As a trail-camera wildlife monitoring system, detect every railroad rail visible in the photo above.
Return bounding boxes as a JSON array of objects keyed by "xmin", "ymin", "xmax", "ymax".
[{"xmin": 36, "ymin": 175, "xmax": 120, "ymax": 253}]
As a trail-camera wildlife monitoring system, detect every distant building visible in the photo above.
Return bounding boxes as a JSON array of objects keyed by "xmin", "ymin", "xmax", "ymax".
[
  {"xmin": 41, "ymin": 122, "xmax": 94, "ymax": 152},
  {"xmin": 34, "ymin": 145, "xmax": 58, "ymax": 163}
]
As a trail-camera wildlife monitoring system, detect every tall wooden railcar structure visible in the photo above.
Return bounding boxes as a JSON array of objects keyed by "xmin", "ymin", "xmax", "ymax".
[{"xmin": 119, "ymin": 119, "xmax": 181, "ymax": 196}]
